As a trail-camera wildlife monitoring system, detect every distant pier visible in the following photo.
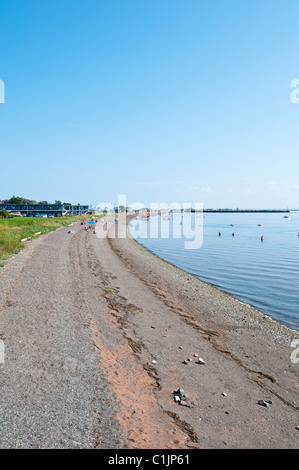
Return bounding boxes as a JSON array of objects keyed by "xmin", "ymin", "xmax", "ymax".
[{"xmin": 181, "ymin": 209, "xmax": 291, "ymax": 213}]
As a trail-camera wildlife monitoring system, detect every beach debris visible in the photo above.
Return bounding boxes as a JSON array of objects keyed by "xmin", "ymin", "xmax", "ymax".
[
  {"xmin": 173, "ymin": 388, "xmax": 193, "ymax": 408},
  {"xmin": 221, "ymin": 392, "xmax": 227, "ymax": 397},
  {"xmin": 175, "ymin": 388, "xmax": 185, "ymax": 399},
  {"xmin": 296, "ymin": 426, "xmax": 299, "ymax": 431},
  {"xmin": 68, "ymin": 230, "xmax": 74, "ymax": 234},
  {"xmin": 196, "ymin": 358, "xmax": 205, "ymax": 365},
  {"xmin": 182, "ymin": 354, "xmax": 205, "ymax": 365},
  {"xmin": 258, "ymin": 400, "xmax": 273, "ymax": 407},
  {"xmin": 152, "ymin": 360, "xmax": 157, "ymax": 364}
]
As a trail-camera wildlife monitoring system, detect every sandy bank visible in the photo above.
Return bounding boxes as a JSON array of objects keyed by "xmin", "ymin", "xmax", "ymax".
[{"xmin": 101, "ymin": 214, "xmax": 299, "ymax": 448}]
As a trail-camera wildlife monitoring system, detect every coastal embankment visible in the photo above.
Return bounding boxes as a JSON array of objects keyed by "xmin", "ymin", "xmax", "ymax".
[{"xmin": 0, "ymin": 214, "xmax": 298, "ymax": 448}]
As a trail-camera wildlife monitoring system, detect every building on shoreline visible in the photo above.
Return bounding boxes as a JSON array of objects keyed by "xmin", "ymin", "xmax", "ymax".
[{"xmin": 0, "ymin": 203, "xmax": 89, "ymax": 217}]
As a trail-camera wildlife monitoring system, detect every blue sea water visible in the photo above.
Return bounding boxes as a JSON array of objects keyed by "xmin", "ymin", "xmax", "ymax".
[{"xmin": 129, "ymin": 212, "xmax": 299, "ymax": 331}]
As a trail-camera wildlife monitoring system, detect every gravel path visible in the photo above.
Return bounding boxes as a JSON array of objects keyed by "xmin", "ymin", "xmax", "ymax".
[
  {"xmin": 0, "ymin": 216, "xmax": 298, "ymax": 449},
  {"xmin": 0, "ymin": 225, "xmax": 124, "ymax": 448}
]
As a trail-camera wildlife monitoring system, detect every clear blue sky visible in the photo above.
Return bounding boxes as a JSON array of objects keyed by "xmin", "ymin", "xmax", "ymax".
[{"xmin": 1, "ymin": 0, "xmax": 299, "ymax": 209}]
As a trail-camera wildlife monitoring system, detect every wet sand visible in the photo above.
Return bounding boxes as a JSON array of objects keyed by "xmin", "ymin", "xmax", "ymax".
[{"xmin": 0, "ymin": 214, "xmax": 298, "ymax": 448}]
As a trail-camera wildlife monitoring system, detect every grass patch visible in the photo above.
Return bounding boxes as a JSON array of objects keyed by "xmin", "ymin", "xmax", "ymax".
[
  {"xmin": 0, "ymin": 215, "xmax": 96, "ymax": 261},
  {"xmin": 105, "ymin": 287, "xmax": 117, "ymax": 293}
]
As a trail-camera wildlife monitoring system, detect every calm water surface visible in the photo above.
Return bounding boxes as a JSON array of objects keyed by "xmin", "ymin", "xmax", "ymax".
[{"xmin": 129, "ymin": 212, "xmax": 299, "ymax": 331}]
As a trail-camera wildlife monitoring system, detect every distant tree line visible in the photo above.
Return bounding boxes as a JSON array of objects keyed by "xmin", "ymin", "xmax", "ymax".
[{"xmin": 1, "ymin": 196, "xmax": 71, "ymax": 205}]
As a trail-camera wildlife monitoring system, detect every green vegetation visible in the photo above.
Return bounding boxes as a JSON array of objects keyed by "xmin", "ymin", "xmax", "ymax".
[
  {"xmin": 0, "ymin": 209, "xmax": 10, "ymax": 218},
  {"xmin": 1, "ymin": 196, "xmax": 67, "ymax": 204},
  {"xmin": 0, "ymin": 215, "xmax": 86, "ymax": 262},
  {"xmin": 3, "ymin": 196, "xmax": 38, "ymax": 204}
]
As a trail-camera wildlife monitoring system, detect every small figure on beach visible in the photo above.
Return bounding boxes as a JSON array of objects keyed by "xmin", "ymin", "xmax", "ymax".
[
  {"xmin": 232, "ymin": 232, "xmax": 235, "ymax": 237},
  {"xmin": 219, "ymin": 231, "xmax": 221, "ymax": 236},
  {"xmin": 261, "ymin": 235, "xmax": 264, "ymax": 241}
]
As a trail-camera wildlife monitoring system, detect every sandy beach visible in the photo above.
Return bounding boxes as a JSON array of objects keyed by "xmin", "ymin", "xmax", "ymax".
[{"xmin": 0, "ymin": 214, "xmax": 298, "ymax": 449}]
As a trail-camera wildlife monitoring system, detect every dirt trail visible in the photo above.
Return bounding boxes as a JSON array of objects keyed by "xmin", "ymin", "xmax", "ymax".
[{"xmin": 0, "ymin": 216, "xmax": 298, "ymax": 449}]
